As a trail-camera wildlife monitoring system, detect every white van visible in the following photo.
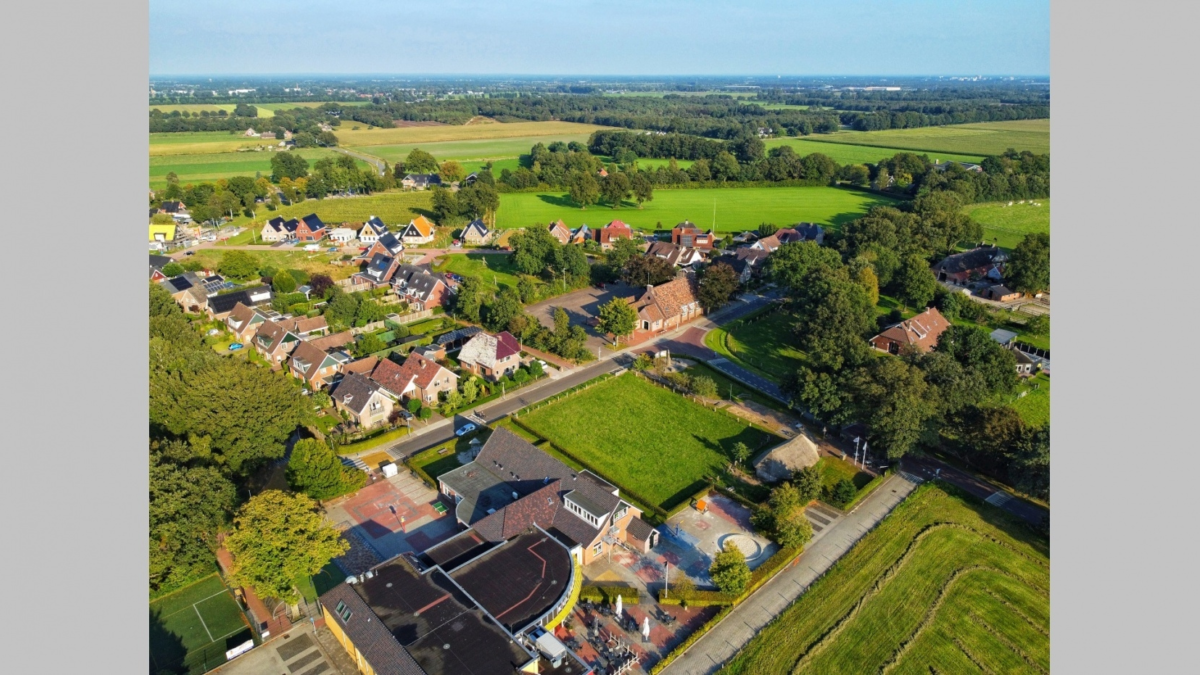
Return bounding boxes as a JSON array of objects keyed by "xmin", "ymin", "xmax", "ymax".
[{"xmin": 304, "ymin": 244, "xmax": 320, "ymax": 252}]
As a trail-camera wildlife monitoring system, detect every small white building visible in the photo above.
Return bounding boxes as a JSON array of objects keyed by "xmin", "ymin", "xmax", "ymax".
[{"xmin": 328, "ymin": 227, "xmax": 357, "ymax": 244}]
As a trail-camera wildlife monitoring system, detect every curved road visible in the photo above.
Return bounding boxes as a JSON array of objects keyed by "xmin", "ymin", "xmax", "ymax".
[{"xmin": 335, "ymin": 147, "xmax": 387, "ymax": 175}]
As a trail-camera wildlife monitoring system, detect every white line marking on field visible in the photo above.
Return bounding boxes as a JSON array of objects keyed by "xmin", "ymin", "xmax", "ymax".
[{"xmin": 195, "ymin": 604, "xmax": 214, "ymax": 642}]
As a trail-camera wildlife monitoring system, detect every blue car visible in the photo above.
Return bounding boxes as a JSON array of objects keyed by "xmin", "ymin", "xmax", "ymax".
[{"xmin": 228, "ymin": 343, "xmax": 244, "ymax": 351}]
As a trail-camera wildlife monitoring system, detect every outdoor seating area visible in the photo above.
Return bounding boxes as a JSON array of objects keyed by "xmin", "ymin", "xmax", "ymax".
[{"xmin": 554, "ymin": 596, "xmax": 718, "ymax": 674}]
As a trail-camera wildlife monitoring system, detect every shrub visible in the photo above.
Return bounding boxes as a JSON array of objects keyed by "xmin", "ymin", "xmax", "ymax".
[
  {"xmin": 710, "ymin": 541, "xmax": 750, "ymax": 595},
  {"xmin": 579, "ymin": 585, "xmax": 640, "ymax": 604},
  {"xmin": 161, "ymin": 262, "xmax": 184, "ymax": 277},
  {"xmin": 407, "ymin": 398, "xmax": 422, "ymax": 414},
  {"xmin": 830, "ymin": 479, "xmax": 857, "ymax": 507},
  {"xmin": 418, "ymin": 406, "xmax": 433, "ymax": 420}
]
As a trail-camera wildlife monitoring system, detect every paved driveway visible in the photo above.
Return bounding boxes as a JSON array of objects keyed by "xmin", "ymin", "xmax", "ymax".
[{"xmin": 525, "ymin": 281, "xmax": 640, "ymax": 350}]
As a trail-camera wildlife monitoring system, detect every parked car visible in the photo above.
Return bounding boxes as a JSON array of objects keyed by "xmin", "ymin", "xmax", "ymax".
[
  {"xmin": 184, "ymin": 251, "xmax": 195, "ymax": 256},
  {"xmin": 327, "ymin": 247, "xmax": 338, "ymax": 252},
  {"xmin": 304, "ymin": 244, "xmax": 320, "ymax": 251},
  {"xmin": 455, "ymin": 423, "xmax": 477, "ymax": 437},
  {"xmin": 228, "ymin": 343, "xmax": 244, "ymax": 351}
]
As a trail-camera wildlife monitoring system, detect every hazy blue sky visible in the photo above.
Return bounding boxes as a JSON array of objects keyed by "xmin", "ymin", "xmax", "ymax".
[{"xmin": 150, "ymin": 0, "xmax": 1048, "ymax": 76}]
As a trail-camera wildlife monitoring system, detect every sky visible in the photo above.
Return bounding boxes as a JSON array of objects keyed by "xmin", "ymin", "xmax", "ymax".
[{"xmin": 150, "ymin": 0, "xmax": 1049, "ymax": 77}]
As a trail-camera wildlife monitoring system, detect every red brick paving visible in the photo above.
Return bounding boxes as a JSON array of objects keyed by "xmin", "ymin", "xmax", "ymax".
[{"xmin": 340, "ymin": 480, "xmax": 441, "ymax": 540}]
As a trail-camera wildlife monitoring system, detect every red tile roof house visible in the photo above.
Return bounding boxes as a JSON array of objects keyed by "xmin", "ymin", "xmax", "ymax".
[
  {"xmin": 224, "ymin": 302, "xmax": 268, "ymax": 343},
  {"xmin": 932, "ymin": 245, "xmax": 1008, "ymax": 284},
  {"xmin": 252, "ymin": 321, "xmax": 302, "ymax": 367},
  {"xmin": 330, "ymin": 372, "xmax": 394, "ymax": 429},
  {"xmin": 671, "ymin": 221, "xmax": 719, "ymax": 250},
  {"xmin": 626, "ymin": 275, "xmax": 704, "ymax": 345},
  {"xmin": 869, "ymin": 307, "xmax": 951, "ymax": 355},
  {"xmin": 293, "ymin": 214, "xmax": 327, "ymax": 242},
  {"xmin": 287, "ymin": 339, "xmax": 351, "ymax": 390},
  {"xmin": 646, "ymin": 240, "xmax": 706, "ymax": 268},
  {"xmin": 438, "ymin": 427, "xmax": 658, "ymax": 566},
  {"xmin": 458, "ymin": 331, "xmax": 522, "ymax": 382},
  {"xmin": 369, "ymin": 352, "xmax": 459, "ymax": 404},
  {"xmin": 593, "ymin": 220, "xmax": 634, "ymax": 250},
  {"xmin": 390, "ymin": 265, "xmax": 450, "ymax": 311}
]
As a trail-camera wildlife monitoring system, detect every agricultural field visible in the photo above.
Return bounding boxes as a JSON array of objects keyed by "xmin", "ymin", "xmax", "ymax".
[
  {"xmin": 964, "ymin": 199, "xmax": 1051, "ymax": 250},
  {"xmin": 1009, "ymin": 372, "xmax": 1051, "ymax": 428},
  {"xmin": 334, "ymin": 120, "xmax": 610, "ymax": 148},
  {"xmin": 214, "ymin": 190, "xmax": 432, "ymax": 235},
  {"xmin": 804, "ymin": 119, "xmax": 1049, "ymax": 157},
  {"xmin": 149, "ymin": 148, "xmax": 365, "ymax": 189},
  {"xmin": 148, "ymin": 101, "xmax": 373, "ymax": 117},
  {"xmin": 348, "ymin": 134, "xmax": 595, "ymax": 166},
  {"xmin": 496, "ymin": 186, "xmax": 897, "ymax": 232},
  {"xmin": 519, "ymin": 374, "xmax": 776, "ymax": 511},
  {"xmin": 705, "ymin": 307, "xmax": 805, "ymax": 382},
  {"xmin": 764, "ymin": 137, "xmax": 984, "ymax": 166},
  {"xmin": 149, "ymin": 574, "xmax": 252, "ymax": 675},
  {"xmin": 149, "ymin": 130, "xmax": 278, "ymax": 156},
  {"xmin": 720, "ymin": 482, "xmax": 1049, "ymax": 675}
]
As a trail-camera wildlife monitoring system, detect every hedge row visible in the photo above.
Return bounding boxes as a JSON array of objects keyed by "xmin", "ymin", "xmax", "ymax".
[
  {"xmin": 657, "ymin": 589, "xmax": 734, "ymax": 607},
  {"xmin": 579, "ymin": 584, "xmax": 640, "ymax": 604},
  {"xmin": 839, "ymin": 467, "xmax": 892, "ymax": 512}
]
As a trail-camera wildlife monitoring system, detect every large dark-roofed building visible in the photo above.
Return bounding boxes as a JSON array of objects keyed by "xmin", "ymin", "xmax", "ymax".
[{"xmin": 448, "ymin": 532, "xmax": 574, "ymax": 635}]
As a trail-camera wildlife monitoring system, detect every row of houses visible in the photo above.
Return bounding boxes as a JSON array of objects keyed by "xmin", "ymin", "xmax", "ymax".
[{"xmin": 260, "ymin": 214, "xmax": 440, "ymax": 247}]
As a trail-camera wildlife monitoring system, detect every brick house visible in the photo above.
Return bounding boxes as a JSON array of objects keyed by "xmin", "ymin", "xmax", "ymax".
[
  {"xmin": 398, "ymin": 215, "xmax": 437, "ymax": 246},
  {"xmin": 361, "ymin": 231, "xmax": 405, "ymax": 260},
  {"xmin": 439, "ymin": 427, "xmax": 658, "ymax": 566},
  {"xmin": 390, "ymin": 265, "xmax": 450, "ymax": 310},
  {"xmin": 224, "ymin": 302, "xmax": 268, "ymax": 342},
  {"xmin": 287, "ymin": 339, "xmax": 349, "ymax": 390},
  {"xmin": 252, "ymin": 321, "xmax": 302, "ymax": 366},
  {"xmin": 982, "ymin": 284, "xmax": 1022, "ymax": 302},
  {"xmin": 294, "ymin": 214, "xmax": 327, "ymax": 242},
  {"xmin": 671, "ymin": 221, "xmax": 718, "ymax": 250},
  {"xmin": 330, "ymin": 373, "xmax": 393, "ymax": 429},
  {"xmin": 547, "ymin": 219, "xmax": 571, "ymax": 245},
  {"xmin": 369, "ymin": 352, "xmax": 458, "ymax": 404},
  {"xmin": 932, "ymin": 245, "xmax": 1008, "ymax": 284},
  {"xmin": 627, "ymin": 275, "xmax": 704, "ymax": 344},
  {"xmin": 355, "ymin": 253, "xmax": 402, "ymax": 288},
  {"xmin": 284, "ymin": 315, "xmax": 328, "ymax": 337},
  {"xmin": 593, "ymin": 220, "xmax": 634, "ymax": 250},
  {"xmin": 870, "ymin": 307, "xmax": 951, "ymax": 355},
  {"xmin": 568, "ymin": 224, "xmax": 591, "ymax": 245},
  {"xmin": 205, "ymin": 286, "xmax": 272, "ymax": 320},
  {"xmin": 458, "ymin": 331, "xmax": 522, "ymax": 381}
]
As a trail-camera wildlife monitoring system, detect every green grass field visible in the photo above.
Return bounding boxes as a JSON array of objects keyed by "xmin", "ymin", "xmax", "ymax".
[
  {"xmin": 705, "ymin": 307, "xmax": 805, "ymax": 383},
  {"xmin": 183, "ymin": 248, "xmax": 358, "ymax": 281},
  {"xmin": 816, "ymin": 455, "xmax": 875, "ymax": 492},
  {"xmin": 496, "ymin": 186, "xmax": 897, "ymax": 233},
  {"xmin": 349, "ymin": 134, "xmax": 595, "ymax": 165},
  {"xmin": 1009, "ymin": 372, "xmax": 1050, "ymax": 428},
  {"xmin": 721, "ymin": 482, "xmax": 1049, "ymax": 675},
  {"xmin": 150, "ymin": 148, "xmax": 366, "ymax": 189},
  {"xmin": 335, "ymin": 120, "xmax": 610, "ymax": 148},
  {"xmin": 149, "ymin": 101, "xmax": 373, "ymax": 117},
  {"xmin": 764, "ymin": 138, "xmax": 985, "ymax": 166},
  {"xmin": 964, "ymin": 200, "xmax": 1050, "ymax": 250},
  {"xmin": 215, "ymin": 190, "xmax": 432, "ymax": 235},
  {"xmin": 149, "ymin": 574, "xmax": 252, "ymax": 675},
  {"xmin": 806, "ymin": 119, "xmax": 1050, "ymax": 157},
  {"xmin": 520, "ymin": 374, "xmax": 776, "ymax": 511},
  {"xmin": 432, "ymin": 253, "xmax": 527, "ymax": 295}
]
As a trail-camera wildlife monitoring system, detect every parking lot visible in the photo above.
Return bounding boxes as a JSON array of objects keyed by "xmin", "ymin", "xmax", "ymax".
[{"xmin": 525, "ymin": 280, "xmax": 640, "ymax": 351}]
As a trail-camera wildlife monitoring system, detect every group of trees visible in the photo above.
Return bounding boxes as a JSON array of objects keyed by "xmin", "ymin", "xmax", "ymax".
[
  {"xmin": 150, "ymin": 103, "xmax": 341, "ymax": 137},
  {"xmin": 430, "ymin": 178, "xmax": 500, "ymax": 226}
]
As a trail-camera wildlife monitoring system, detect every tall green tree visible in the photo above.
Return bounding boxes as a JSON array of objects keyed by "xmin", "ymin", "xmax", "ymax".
[
  {"xmin": 568, "ymin": 170, "xmax": 600, "ymax": 208},
  {"xmin": 698, "ymin": 261, "xmax": 740, "ymax": 311},
  {"xmin": 452, "ymin": 276, "xmax": 488, "ymax": 324},
  {"xmin": 149, "ymin": 445, "xmax": 238, "ymax": 593},
  {"xmin": 286, "ymin": 439, "xmax": 366, "ymax": 500},
  {"xmin": 597, "ymin": 296, "xmax": 637, "ymax": 343},
  {"xmin": 630, "ymin": 172, "xmax": 654, "ymax": 208},
  {"xmin": 709, "ymin": 541, "xmax": 751, "ymax": 595},
  {"xmin": 600, "ymin": 172, "xmax": 631, "ymax": 208},
  {"xmin": 624, "ymin": 255, "xmax": 675, "ymax": 287},
  {"xmin": 483, "ymin": 288, "xmax": 524, "ymax": 332},
  {"xmin": 224, "ymin": 491, "xmax": 349, "ymax": 602},
  {"xmin": 893, "ymin": 253, "xmax": 938, "ymax": 310},
  {"xmin": 764, "ymin": 242, "xmax": 843, "ymax": 294},
  {"xmin": 1006, "ymin": 232, "xmax": 1050, "ymax": 293},
  {"xmin": 218, "ymin": 251, "xmax": 260, "ymax": 280},
  {"xmin": 404, "ymin": 148, "xmax": 438, "ymax": 173},
  {"xmin": 845, "ymin": 357, "xmax": 938, "ymax": 459}
]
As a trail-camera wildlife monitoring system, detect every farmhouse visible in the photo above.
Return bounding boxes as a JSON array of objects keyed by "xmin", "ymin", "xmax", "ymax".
[
  {"xmin": 547, "ymin": 219, "xmax": 571, "ymax": 245},
  {"xmin": 646, "ymin": 241, "xmax": 705, "ymax": 268},
  {"xmin": 933, "ymin": 245, "xmax": 1007, "ymax": 284},
  {"xmin": 461, "ymin": 218, "xmax": 491, "ymax": 245},
  {"xmin": 458, "ymin": 331, "xmax": 521, "ymax": 382},
  {"xmin": 319, "ymin": 525, "xmax": 588, "ymax": 675},
  {"xmin": 294, "ymin": 214, "xmax": 327, "ymax": 242},
  {"xmin": 438, "ymin": 427, "xmax": 658, "ymax": 565},
  {"xmin": 870, "ymin": 306, "xmax": 951, "ymax": 355},
  {"xmin": 359, "ymin": 216, "xmax": 387, "ymax": 244},
  {"xmin": 749, "ymin": 224, "xmax": 825, "ymax": 253},
  {"xmin": 368, "ymin": 351, "xmax": 458, "ymax": 404},
  {"xmin": 981, "ymin": 284, "xmax": 1022, "ymax": 302},
  {"xmin": 329, "ymin": 372, "xmax": 393, "ymax": 428},
  {"xmin": 390, "ymin": 265, "xmax": 450, "ymax": 310},
  {"xmin": 400, "ymin": 173, "xmax": 443, "ymax": 190},
  {"xmin": 672, "ymin": 221, "xmax": 719, "ymax": 250},
  {"xmin": 398, "ymin": 215, "xmax": 437, "ymax": 245},
  {"xmin": 627, "ymin": 274, "xmax": 704, "ymax": 345}
]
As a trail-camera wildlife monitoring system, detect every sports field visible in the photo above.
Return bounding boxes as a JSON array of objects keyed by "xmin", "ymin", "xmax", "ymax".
[
  {"xmin": 519, "ymin": 374, "xmax": 776, "ymax": 511},
  {"xmin": 496, "ymin": 186, "xmax": 897, "ymax": 232},
  {"xmin": 764, "ymin": 138, "xmax": 984, "ymax": 166},
  {"xmin": 964, "ymin": 199, "xmax": 1050, "ymax": 250},
  {"xmin": 150, "ymin": 148, "xmax": 364, "ymax": 189},
  {"xmin": 805, "ymin": 119, "xmax": 1050, "ymax": 157},
  {"xmin": 720, "ymin": 482, "xmax": 1049, "ymax": 675},
  {"xmin": 149, "ymin": 574, "xmax": 252, "ymax": 675},
  {"xmin": 334, "ymin": 120, "xmax": 610, "ymax": 148}
]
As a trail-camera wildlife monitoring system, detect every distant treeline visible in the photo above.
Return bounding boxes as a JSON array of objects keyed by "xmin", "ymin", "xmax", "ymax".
[{"xmin": 149, "ymin": 103, "xmax": 340, "ymax": 137}]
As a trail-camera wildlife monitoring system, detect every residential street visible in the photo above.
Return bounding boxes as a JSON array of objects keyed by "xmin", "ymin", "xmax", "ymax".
[{"xmin": 658, "ymin": 473, "xmax": 921, "ymax": 675}]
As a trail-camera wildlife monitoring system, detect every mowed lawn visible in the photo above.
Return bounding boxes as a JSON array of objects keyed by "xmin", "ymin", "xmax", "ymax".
[
  {"xmin": 496, "ymin": 187, "xmax": 897, "ymax": 233},
  {"xmin": 149, "ymin": 574, "xmax": 252, "ymax": 675},
  {"xmin": 432, "ymin": 253, "xmax": 527, "ymax": 295},
  {"xmin": 720, "ymin": 483, "xmax": 1049, "ymax": 675},
  {"xmin": 964, "ymin": 200, "xmax": 1050, "ymax": 250},
  {"xmin": 764, "ymin": 138, "xmax": 984, "ymax": 166},
  {"xmin": 520, "ymin": 375, "xmax": 776, "ymax": 511},
  {"xmin": 1009, "ymin": 372, "xmax": 1050, "ymax": 428},
  {"xmin": 149, "ymin": 148, "xmax": 365, "ymax": 189},
  {"xmin": 707, "ymin": 307, "xmax": 806, "ymax": 383},
  {"xmin": 806, "ymin": 119, "xmax": 1050, "ymax": 157},
  {"xmin": 217, "ymin": 190, "xmax": 432, "ymax": 234}
]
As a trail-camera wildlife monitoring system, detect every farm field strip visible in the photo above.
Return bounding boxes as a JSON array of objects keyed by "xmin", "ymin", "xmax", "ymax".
[
  {"xmin": 149, "ymin": 101, "xmax": 373, "ymax": 117},
  {"xmin": 335, "ymin": 120, "xmax": 611, "ymax": 147},
  {"xmin": 149, "ymin": 148, "xmax": 367, "ymax": 188},
  {"xmin": 764, "ymin": 138, "xmax": 985, "ymax": 166},
  {"xmin": 719, "ymin": 483, "xmax": 1049, "ymax": 675},
  {"xmin": 804, "ymin": 119, "xmax": 1050, "ymax": 157},
  {"xmin": 348, "ymin": 133, "xmax": 595, "ymax": 165},
  {"xmin": 964, "ymin": 199, "xmax": 1050, "ymax": 250},
  {"xmin": 496, "ymin": 186, "xmax": 897, "ymax": 233}
]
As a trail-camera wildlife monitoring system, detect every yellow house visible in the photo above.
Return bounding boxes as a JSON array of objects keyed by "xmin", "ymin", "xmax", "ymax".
[{"xmin": 149, "ymin": 223, "xmax": 177, "ymax": 243}]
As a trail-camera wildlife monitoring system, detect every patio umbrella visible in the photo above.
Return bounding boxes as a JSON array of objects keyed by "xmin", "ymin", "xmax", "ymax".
[
  {"xmin": 615, "ymin": 593, "xmax": 622, "ymax": 619},
  {"xmin": 642, "ymin": 617, "xmax": 650, "ymax": 641}
]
